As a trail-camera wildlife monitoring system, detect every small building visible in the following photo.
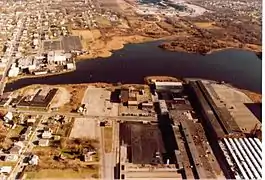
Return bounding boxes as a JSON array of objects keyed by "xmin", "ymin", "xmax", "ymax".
[
  {"xmin": 9, "ymin": 145, "xmax": 23, "ymax": 155},
  {"xmin": 82, "ymin": 148, "xmax": 96, "ymax": 162},
  {"xmin": 142, "ymin": 102, "xmax": 153, "ymax": 107},
  {"xmin": 128, "ymin": 97, "xmax": 138, "ymax": 106},
  {"xmin": 120, "ymin": 89, "xmax": 129, "ymax": 105},
  {"xmin": 29, "ymin": 155, "xmax": 39, "ymax": 165},
  {"xmin": 38, "ymin": 139, "xmax": 49, "ymax": 146},
  {"xmin": 0, "ymin": 166, "xmax": 12, "ymax": 174},
  {"xmin": 20, "ymin": 127, "xmax": 32, "ymax": 141},
  {"xmin": 4, "ymin": 154, "xmax": 18, "ymax": 162},
  {"xmin": 8, "ymin": 67, "xmax": 20, "ymax": 77},
  {"xmin": 47, "ymin": 50, "xmax": 66, "ymax": 65},
  {"xmin": 159, "ymin": 100, "xmax": 169, "ymax": 115},
  {"xmin": 3, "ymin": 112, "xmax": 13, "ymax": 123},
  {"xmin": 27, "ymin": 118, "xmax": 36, "ymax": 126},
  {"xmin": 154, "ymin": 81, "xmax": 183, "ymax": 93},
  {"xmin": 66, "ymin": 63, "xmax": 74, "ymax": 70},
  {"xmin": 42, "ymin": 131, "xmax": 52, "ymax": 139}
]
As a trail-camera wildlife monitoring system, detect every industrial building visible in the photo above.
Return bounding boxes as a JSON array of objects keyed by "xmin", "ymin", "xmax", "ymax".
[
  {"xmin": 188, "ymin": 80, "xmax": 243, "ymax": 140},
  {"xmin": 154, "ymin": 81, "xmax": 183, "ymax": 93},
  {"xmin": 119, "ymin": 122, "xmax": 182, "ymax": 180},
  {"xmin": 219, "ymin": 137, "xmax": 262, "ymax": 179},
  {"xmin": 47, "ymin": 50, "xmax": 68, "ymax": 65}
]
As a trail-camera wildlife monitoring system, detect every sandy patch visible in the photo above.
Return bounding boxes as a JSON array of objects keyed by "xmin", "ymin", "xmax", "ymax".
[
  {"xmin": 194, "ymin": 22, "xmax": 221, "ymax": 29},
  {"xmin": 76, "ymin": 34, "xmax": 152, "ymax": 60},
  {"xmin": 70, "ymin": 118, "xmax": 98, "ymax": 139},
  {"xmin": 50, "ymin": 87, "xmax": 71, "ymax": 109}
]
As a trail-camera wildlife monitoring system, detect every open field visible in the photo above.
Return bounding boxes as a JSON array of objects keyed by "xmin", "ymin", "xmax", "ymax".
[
  {"xmin": 26, "ymin": 168, "xmax": 99, "ymax": 179},
  {"xmin": 70, "ymin": 118, "xmax": 98, "ymax": 139},
  {"xmin": 82, "ymin": 86, "xmax": 118, "ymax": 116},
  {"xmin": 104, "ymin": 127, "xmax": 112, "ymax": 153},
  {"xmin": 59, "ymin": 85, "xmax": 87, "ymax": 112}
]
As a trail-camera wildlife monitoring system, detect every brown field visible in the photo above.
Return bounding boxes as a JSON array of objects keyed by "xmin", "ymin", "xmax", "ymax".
[{"xmin": 104, "ymin": 127, "xmax": 113, "ymax": 153}]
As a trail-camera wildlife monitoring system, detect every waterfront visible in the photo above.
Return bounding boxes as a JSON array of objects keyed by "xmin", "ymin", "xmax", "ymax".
[{"xmin": 5, "ymin": 41, "xmax": 262, "ymax": 93}]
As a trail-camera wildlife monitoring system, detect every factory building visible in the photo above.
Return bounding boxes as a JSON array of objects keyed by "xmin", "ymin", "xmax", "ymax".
[
  {"xmin": 8, "ymin": 67, "xmax": 19, "ymax": 77},
  {"xmin": 47, "ymin": 50, "xmax": 67, "ymax": 65},
  {"xmin": 17, "ymin": 57, "xmax": 36, "ymax": 71},
  {"xmin": 159, "ymin": 100, "xmax": 168, "ymax": 115},
  {"xmin": 154, "ymin": 81, "xmax": 183, "ymax": 93},
  {"xmin": 219, "ymin": 137, "xmax": 262, "ymax": 179}
]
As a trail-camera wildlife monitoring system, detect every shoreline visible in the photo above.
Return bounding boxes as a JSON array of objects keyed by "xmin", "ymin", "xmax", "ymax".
[
  {"xmin": 10, "ymin": 78, "xmax": 261, "ymax": 103},
  {"xmin": 158, "ymin": 44, "xmax": 261, "ymax": 55},
  {"xmin": 7, "ymin": 69, "xmax": 75, "ymax": 84},
  {"xmin": 5, "ymin": 34, "xmax": 261, "ymax": 84}
]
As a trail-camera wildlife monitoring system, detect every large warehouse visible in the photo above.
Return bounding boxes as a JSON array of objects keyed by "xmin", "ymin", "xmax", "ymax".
[{"xmin": 219, "ymin": 137, "xmax": 262, "ymax": 179}]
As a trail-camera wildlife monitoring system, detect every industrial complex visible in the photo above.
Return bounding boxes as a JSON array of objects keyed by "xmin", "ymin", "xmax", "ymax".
[
  {"xmin": 0, "ymin": 76, "xmax": 261, "ymax": 179},
  {"xmin": 0, "ymin": 0, "xmax": 262, "ymax": 179}
]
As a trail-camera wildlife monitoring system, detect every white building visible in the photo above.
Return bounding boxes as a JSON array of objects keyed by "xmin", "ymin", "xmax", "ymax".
[
  {"xmin": 0, "ymin": 166, "xmax": 12, "ymax": 174},
  {"xmin": 3, "ymin": 112, "xmax": 13, "ymax": 122},
  {"xmin": 4, "ymin": 154, "xmax": 18, "ymax": 162},
  {"xmin": 66, "ymin": 63, "xmax": 74, "ymax": 70},
  {"xmin": 8, "ymin": 67, "xmax": 19, "ymax": 77},
  {"xmin": 29, "ymin": 155, "xmax": 39, "ymax": 165},
  {"xmin": 159, "ymin": 100, "xmax": 168, "ymax": 115},
  {"xmin": 42, "ymin": 131, "xmax": 52, "ymax": 139},
  {"xmin": 47, "ymin": 51, "xmax": 66, "ymax": 65}
]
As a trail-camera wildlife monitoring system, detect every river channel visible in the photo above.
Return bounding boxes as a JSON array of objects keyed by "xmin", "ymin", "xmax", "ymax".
[{"xmin": 5, "ymin": 41, "xmax": 262, "ymax": 93}]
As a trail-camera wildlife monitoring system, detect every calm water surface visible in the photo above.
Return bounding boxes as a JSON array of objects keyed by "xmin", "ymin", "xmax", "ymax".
[{"xmin": 5, "ymin": 41, "xmax": 262, "ymax": 93}]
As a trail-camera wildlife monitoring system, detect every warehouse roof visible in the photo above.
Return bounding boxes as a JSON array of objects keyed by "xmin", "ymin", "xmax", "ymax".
[{"xmin": 220, "ymin": 137, "xmax": 262, "ymax": 179}]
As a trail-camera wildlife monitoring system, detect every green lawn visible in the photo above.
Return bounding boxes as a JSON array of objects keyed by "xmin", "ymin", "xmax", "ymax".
[
  {"xmin": 26, "ymin": 168, "xmax": 99, "ymax": 179},
  {"xmin": 9, "ymin": 125, "xmax": 24, "ymax": 137}
]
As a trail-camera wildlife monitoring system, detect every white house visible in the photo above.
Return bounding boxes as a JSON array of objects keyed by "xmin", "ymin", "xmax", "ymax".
[
  {"xmin": 3, "ymin": 112, "xmax": 13, "ymax": 123},
  {"xmin": 29, "ymin": 155, "xmax": 39, "ymax": 165},
  {"xmin": 0, "ymin": 166, "xmax": 12, "ymax": 174}
]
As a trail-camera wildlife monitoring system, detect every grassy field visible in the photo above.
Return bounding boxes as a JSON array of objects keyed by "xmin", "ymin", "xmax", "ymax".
[
  {"xmin": 104, "ymin": 127, "xmax": 112, "ymax": 153},
  {"xmin": 26, "ymin": 168, "xmax": 99, "ymax": 179},
  {"xmin": 0, "ymin": 161, "xmax": 16, "ymax": 166}
]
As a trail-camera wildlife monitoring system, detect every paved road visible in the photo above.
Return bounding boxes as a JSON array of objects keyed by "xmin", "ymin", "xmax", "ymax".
[
  {"xmin": 8, "ymin": 117, "xmax": 42, "ymax": 180},
  {"xmin": 0, "ymin": 14, "xmax": 25, "ymax": 95},
  {"xmin": 6, "ymin": 107, "xmax": 156, "ymax": 122}
]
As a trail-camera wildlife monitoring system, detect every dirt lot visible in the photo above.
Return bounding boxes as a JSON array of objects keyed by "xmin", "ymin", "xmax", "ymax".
[
  {"xmin": 82, "ymin": 86, "xmax": 118, "ymax": 116},
  {"xmin": 104, "ymin": 127, "xmax": 112, "ymax": 153},
  {"xmin": 70, "ymin": 118, "xmax": 98, "ymax": 139},
  {"xmin": 26, "ymin": 168, "xmax": 99, "ymax": 179},
  {"xmin": 50, "ymin": 87, "xmax": 71, "ymax": 109},
  {"xmin": 59, "ymin": 85, "xmax": 87, "ymax": 112}
]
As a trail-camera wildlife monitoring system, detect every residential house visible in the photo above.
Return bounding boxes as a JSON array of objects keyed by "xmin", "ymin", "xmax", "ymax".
[
  {"xmin": 9, "ymin": 145, "xmax": 23, "ymax": 155},
  {"xmin": 3, "ymin": 112, "xmax": 13, "ymax": 123},
  {"xmin": 26, "ymin": 118, "xmax": 36, "ymax": 126},
  {"xmin": 38, "ymin": 139, "xmax": 49, "ymax": 147},
  {"xmin": 0, "ymin": 166, "xmax": 12, "ymax": 174},
  {"xmin": 29, "ymin": 155, "xmax": 39, "ymax": 165},
  {"xmin": 4, "ymin": 154, "xmax": 18, "ymax": 162},
  {"xmin": 42, "ymin": 131, "xmax": 52, "ymax": 139}
]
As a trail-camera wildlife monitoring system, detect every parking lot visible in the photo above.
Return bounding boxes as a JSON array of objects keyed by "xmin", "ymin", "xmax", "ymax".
[{"xmin": 82, "ymin": 87, "xmax": 118, "ymax": 116}]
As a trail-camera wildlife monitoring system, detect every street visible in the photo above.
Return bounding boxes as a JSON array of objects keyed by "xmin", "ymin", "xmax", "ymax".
[{"xmin": 8, "ymin": 116, "xmax": 43, "ymax": 180}]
